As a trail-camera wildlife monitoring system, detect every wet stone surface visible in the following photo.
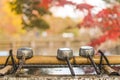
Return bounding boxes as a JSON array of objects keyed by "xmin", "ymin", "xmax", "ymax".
[
  {"xmin": 0, "ymin": 67, "xmax": 120, "ymax": 80},
  {"xmin": 0, "ymin": 75, "xmax": 120, "ymax": 80}
]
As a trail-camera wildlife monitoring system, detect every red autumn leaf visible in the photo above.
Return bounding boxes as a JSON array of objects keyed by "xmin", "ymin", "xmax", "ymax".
[
  {"xmin": 76, "ymin": 3, "xmax": 94, "ymax": 10},
  {"xmin": 89, "ymin": 28, "xmax": 120, "ymax": 47},
  {"xmin": 113, "ymin": 5, "xmax": 120, "ymax": 16},
  {"xmin": 55, "ymin": 0, "xmax": 76, "ymax": 6},
  {"xmin": 38, "ymin": 0, "xmax": 52, "ymax": 9},
  {"xmin": 80, "ymin": 12, "xmax": 94, "ymax": 27},
  {"xmin": 108, "ymin": 31, "xmax": 120, "ymax": 40},
  {"xmin": 89, "ymin": 34, "xmax": 107, "ymax": 47},
  {"xmin": 96, "ymin": 9, "xmax": 111, "ymax": 17},
  {"xmin": 116, "ymin": 12, "xmax": 120, "ymax": 16}
]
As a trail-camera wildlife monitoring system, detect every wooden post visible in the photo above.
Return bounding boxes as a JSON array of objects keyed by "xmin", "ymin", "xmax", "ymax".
[
  {"xmin": 0, "ymin": 65, "xmax": 12, "ymax": 75},
  {"xmin": 103, "ymin": 65, "xmax": 119, "ymax": 75}
]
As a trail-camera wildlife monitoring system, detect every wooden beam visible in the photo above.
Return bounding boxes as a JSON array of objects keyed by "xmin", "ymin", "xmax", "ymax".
[{"xmin": 0, "ymin": 55, "xmax": 120, "ymax": 65}]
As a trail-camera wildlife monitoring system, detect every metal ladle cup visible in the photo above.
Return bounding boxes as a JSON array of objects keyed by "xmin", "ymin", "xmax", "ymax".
[
  {"xmin": 57, "ymin": 48, "xmax": 75, "ymax": 76},
  {"xmin": 79, "ymin": 46, "xmax": 100, "ymax": 75},
  {"xmin": 17, "ymin": 47, "xmax": 33, "ymax": 60},
  {"xmin": 79, "ymin": 46, "xmax": 94, "ymax": 57}
]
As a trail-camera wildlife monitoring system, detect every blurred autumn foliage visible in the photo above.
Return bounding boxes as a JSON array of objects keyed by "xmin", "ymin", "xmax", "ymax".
[
  {"xmin": 89, "ymin": 5, "xmax": 120, "ymax": 47},
  {"xmin": 0, "ymin": 0, "xmax": 120, "ymax": 48},
  {"xmin": 9, "ymin": 0, "xmax": 50, "ymax": 30},
  {"xmin": 0, "ymin": 0, "xmax": 25, "ymax": 39},
  {"xmin": 53, "ymin": 0, "xmax": 120, "ymax": 47}
]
